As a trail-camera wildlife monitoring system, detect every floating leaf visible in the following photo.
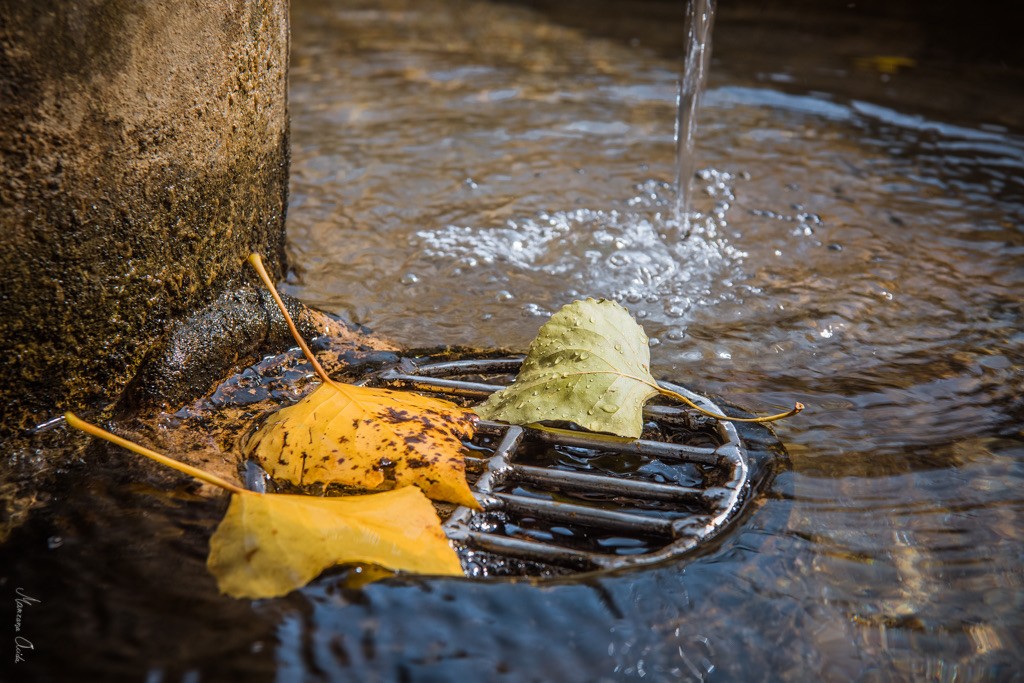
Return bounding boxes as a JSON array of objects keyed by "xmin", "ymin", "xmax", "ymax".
[
  {"xmin": 207, "ymin": 485, "xmax": 463, "ymax": 599},
  {"xmin": 476, "ymin": 298, "xmax": 802, "ymax": 437},
  {"xmin": 476, "ymin": 298, "xmax": 659, "ymax": 438},
  {"xmin": 244, "ymin": 254, "xmax": 479, "ymax": 508},
  {"xmin": 65, "ymin": 413, "xmax": 463, "ymax": 600},
  {"xmin": 243, "ymin": 382, "xmax": 479, "ymax": 508}
]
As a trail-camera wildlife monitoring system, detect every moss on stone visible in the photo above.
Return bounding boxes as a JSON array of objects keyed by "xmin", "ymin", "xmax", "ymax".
[{"xmin": 0, "ymin": 0, "xmax": 291, "ymax": 434}]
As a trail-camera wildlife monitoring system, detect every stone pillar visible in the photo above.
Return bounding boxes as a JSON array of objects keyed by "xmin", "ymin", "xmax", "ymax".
[{"xmin": 0, "ymin": 1, "xmax": 290, "ymax": 433}]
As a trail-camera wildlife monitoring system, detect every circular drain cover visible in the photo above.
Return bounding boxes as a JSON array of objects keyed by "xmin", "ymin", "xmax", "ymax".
[{"xmin": 361, "ymin": 355, "xmax": 778, "ymax": 578}]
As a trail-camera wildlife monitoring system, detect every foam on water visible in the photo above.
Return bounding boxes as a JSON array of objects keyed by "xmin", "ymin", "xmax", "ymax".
[{"xmin": 415, "ymin": 173, "xmax": 747, "ymax": 334}]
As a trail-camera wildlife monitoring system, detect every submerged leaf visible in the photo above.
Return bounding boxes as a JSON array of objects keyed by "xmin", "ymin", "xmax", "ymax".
[
  {"xmin": 244, "ymin": 382, "xmax": 479, "ymax": 508},
  {"xmin": 476, "ymin": 298, "xmax": 659, "ymax": 438},
  {"xmin": 207, "ymin": 486, "xmax": 463, "ymax": 599}
]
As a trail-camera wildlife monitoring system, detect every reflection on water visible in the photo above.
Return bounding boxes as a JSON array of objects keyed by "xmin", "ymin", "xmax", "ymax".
[
  {"xmin": 4, "ymin": 0, "xmax": 1022, "ymax": 680},
  {"xmin": 283, "ymin": 0, "xmax": 1024, "ymax": 679}
]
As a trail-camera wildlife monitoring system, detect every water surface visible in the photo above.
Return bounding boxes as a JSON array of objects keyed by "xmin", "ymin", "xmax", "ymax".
[
  {"xmin": 4, "ymin": 0, "xmax": 1021, "ymax": 681},
  {"xmin": 283, "ymin": 0, "xmax": 1024, "ymax": 679}
]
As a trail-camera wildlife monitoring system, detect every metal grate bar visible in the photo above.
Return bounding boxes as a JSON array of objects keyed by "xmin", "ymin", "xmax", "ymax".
[
  {"xmin": 379, "ymin": 369, "xmax": 718, "ymax": 425},
  {"xmin": 380, "ymin": 371, "xmax": 501, "ymax": 399},
  {"xmin": 482, "ymin": 492, "xmax": 677, "ymax": 537},
  {"xmin": 396, "ymin": 359, "xmax": 524, "ymax": 376},
  {"xmin": 530, "ymin": 428, "xmax": 723, "ymax": 466},
  {"xmin": 446, "ymin": 425, "xmax": 525, "ymax": 531},
  {"xmin": 451, "ymin": 529, "xmax": 610, "ymax": 570},
  {"xmin": 510, "ymin": 464, "xmax": 706, "ymax": 502},
  {"xmin": 368, "ymin": 357, "xmax": 755, "ymax": 576}
]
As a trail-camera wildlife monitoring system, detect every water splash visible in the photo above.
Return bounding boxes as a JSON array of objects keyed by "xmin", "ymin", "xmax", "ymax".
[
  {"xmin": 415, "ymin": 174, "xmax": 747, "ymax": 335},
  {"xmin": 673, "ymin": 0, "xmax": 717, "ymax": 235}
]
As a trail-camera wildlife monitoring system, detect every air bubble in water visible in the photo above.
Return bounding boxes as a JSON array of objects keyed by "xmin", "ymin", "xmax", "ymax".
[{"xmin": 665, "ymin": 328, "xmax": 687, "ymax": 342}]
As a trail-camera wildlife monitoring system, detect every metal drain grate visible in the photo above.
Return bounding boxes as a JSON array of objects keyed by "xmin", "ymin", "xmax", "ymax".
[{"xmin": 366, "ymin": 356, "xmax": 757, "ymax": 576}]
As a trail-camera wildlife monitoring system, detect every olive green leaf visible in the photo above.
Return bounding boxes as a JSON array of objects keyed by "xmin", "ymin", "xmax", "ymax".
[
  {"xmin": 475, "ymin": 299, "xmax": 660, "ymax": 438},
  {"xmin": 475, "ymin": 298, "xmax": 803, "ymax": 437}
]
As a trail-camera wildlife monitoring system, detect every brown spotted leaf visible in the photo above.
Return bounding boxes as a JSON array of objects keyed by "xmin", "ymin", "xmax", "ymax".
[{"xmin": 243, "ymin": 382, "xmax": 479, "ymax": 508}]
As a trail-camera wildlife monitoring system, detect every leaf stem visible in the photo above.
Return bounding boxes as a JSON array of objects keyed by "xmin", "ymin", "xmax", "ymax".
[
  {"xmin": 654, "ymin": 386, "xmax": 804, "ymax": 423},
  {"xmin": 65, "ymin": 412, "xmax": 248, "ymax": 495},
  {"xmin": 247, "ymin": 253, "xmax": 336, "ymax": 387},
  {"xmin": 534, "ymin": 368, "xmax": 804, "ymax": 424}
]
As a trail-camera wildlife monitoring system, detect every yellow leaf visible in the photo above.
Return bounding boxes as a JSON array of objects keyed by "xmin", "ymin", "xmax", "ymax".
[
  {"xmin": 854, "ymin": 55, "xmax": 916, "ymax": 74},
  {"xmin": 244, "ymin": 382, "xmax": 480, "ymax": 508},
  {"xmin": 64, "ymin": 413, "xmax": 465, "ymax": 601},
  {"xmin": 242, "ymin": 252, "xmax": 480, "ymax": 509},
  {"xmin": 207, "ymin": 486, "xmax": 463, "ymax": 599}
]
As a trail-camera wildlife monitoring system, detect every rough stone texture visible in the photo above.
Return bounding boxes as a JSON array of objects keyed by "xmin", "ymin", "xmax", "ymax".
[
  {"xmin": 116, "ymin": 285, "xmax": 376, "ymax": 415},
  {"xmin": 0, "ymin": 1, "xmax": 290, "ymax": 434}
]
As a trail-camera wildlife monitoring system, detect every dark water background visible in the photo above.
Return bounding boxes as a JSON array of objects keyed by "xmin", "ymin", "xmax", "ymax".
[
  {"xmin": 3, "ymin": 0, "xmax": 1022, "ymax": 681},
  {"xmin": 282, "ymin": 1, "xmax": 1024, "ymax": 676}
]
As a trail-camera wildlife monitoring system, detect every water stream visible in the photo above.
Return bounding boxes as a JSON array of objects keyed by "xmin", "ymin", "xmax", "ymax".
[
  {"xmin": 4, "ymin": 0, "xmax": 1022, "ymax": 681},
  {"xmin": 673, "ymin": 0, "xmax": 716, "ymax": 233}
]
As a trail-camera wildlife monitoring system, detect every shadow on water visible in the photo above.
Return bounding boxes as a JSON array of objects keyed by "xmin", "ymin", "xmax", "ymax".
[{"xmin": 3, "ymin": 0, "xmax": 1024, "ymax": 680}]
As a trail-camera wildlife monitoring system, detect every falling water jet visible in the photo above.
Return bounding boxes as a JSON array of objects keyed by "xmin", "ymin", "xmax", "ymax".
[{"xmin": 673, "ymin": 0, "xmax": 717, "ymax": 240}]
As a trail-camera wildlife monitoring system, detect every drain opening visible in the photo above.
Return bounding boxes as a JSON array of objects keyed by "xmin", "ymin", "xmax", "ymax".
[{"xmin": 357, "ymin": 356, "xmax": 767, "ymax": 578}]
